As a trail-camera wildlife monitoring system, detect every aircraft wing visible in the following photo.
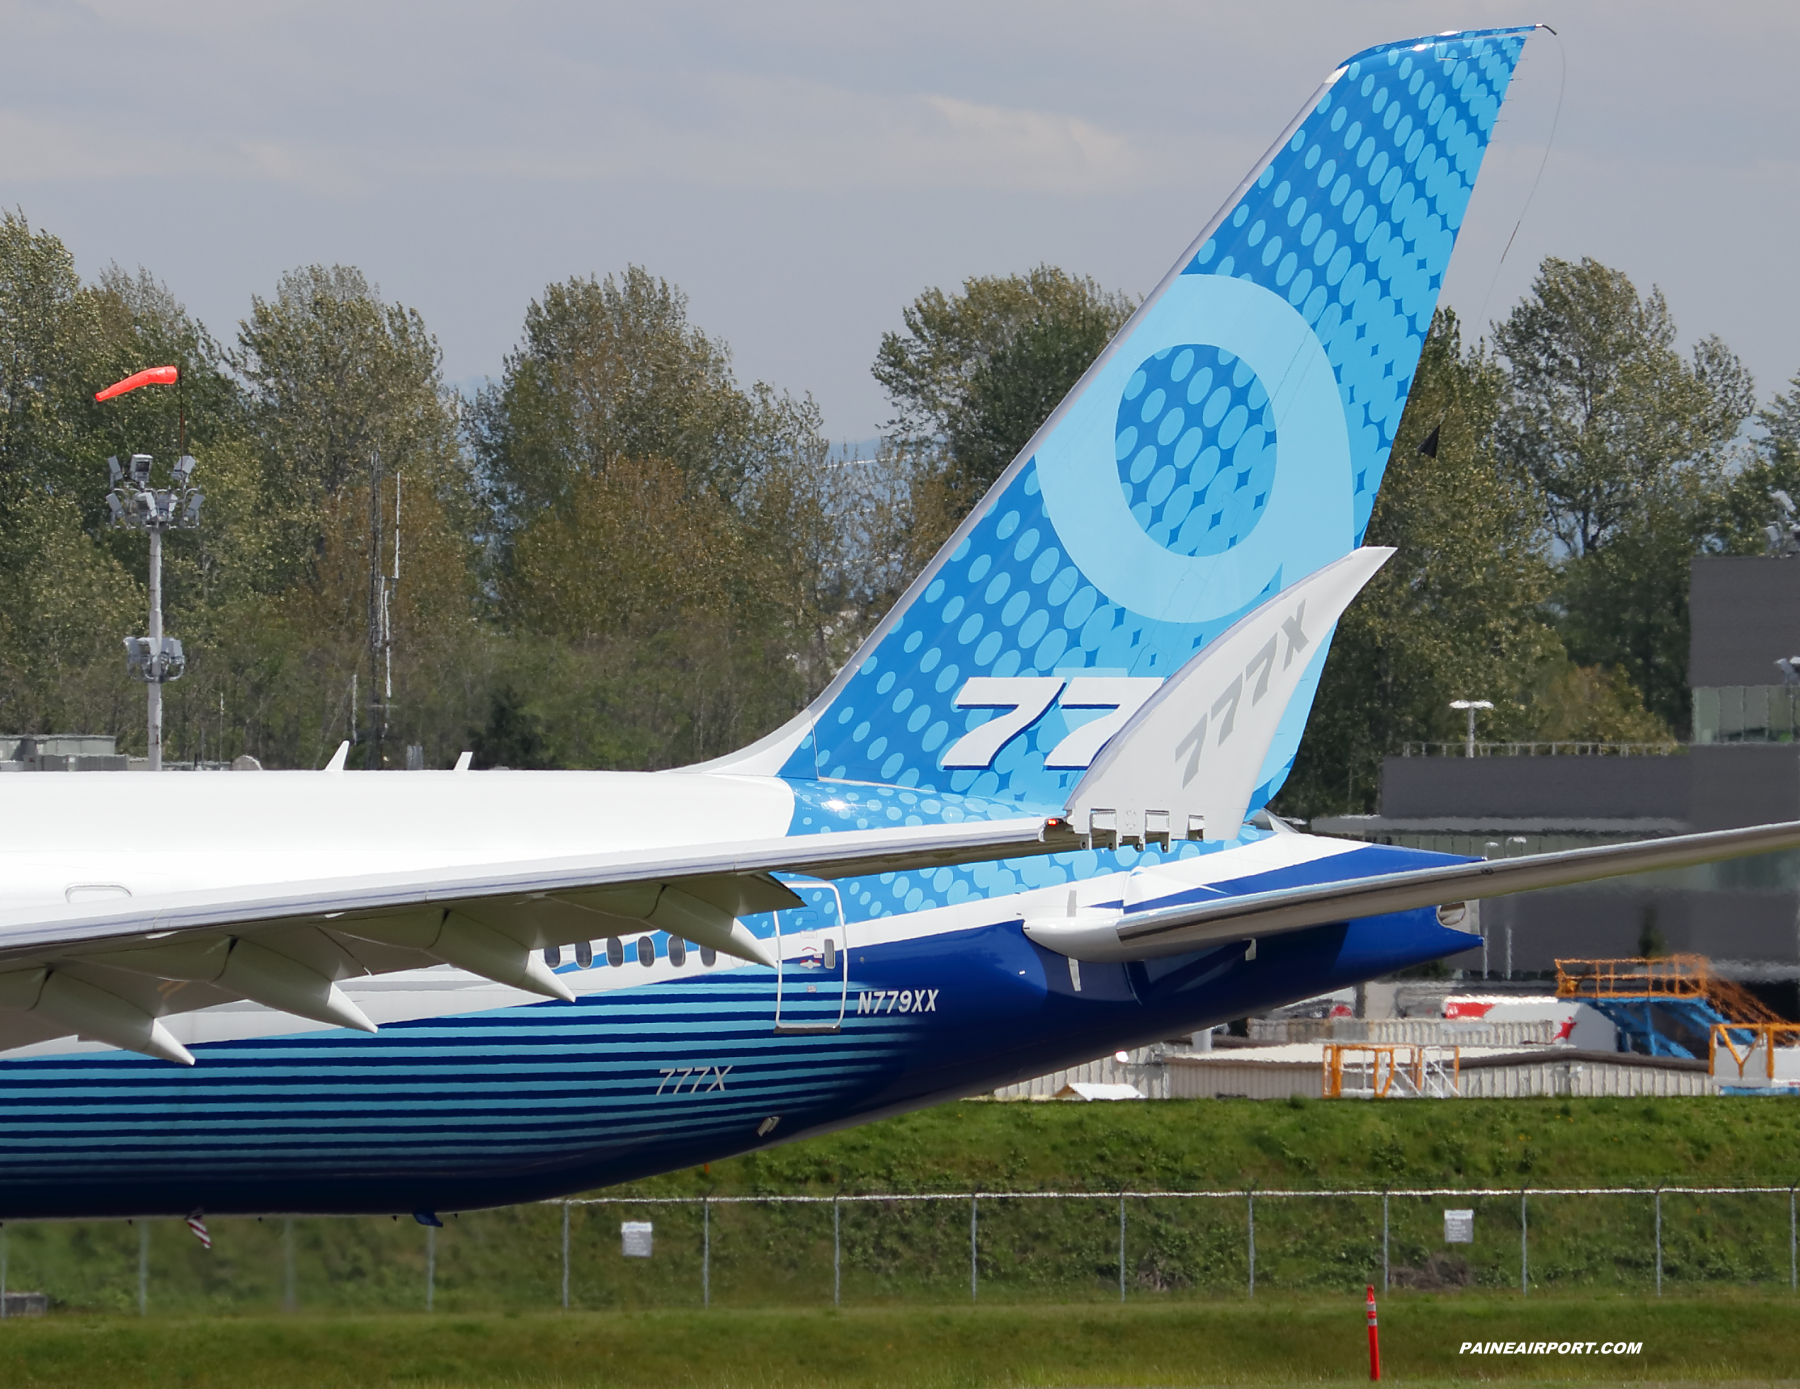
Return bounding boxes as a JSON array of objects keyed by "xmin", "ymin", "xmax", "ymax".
[
  {"xmin": 1024, "ymin": 818, "xmax": 1800, "ymax": 962},
  {"xmin": 0, "ymin": 814, "xmax": 1079, "ymax": 1064}
]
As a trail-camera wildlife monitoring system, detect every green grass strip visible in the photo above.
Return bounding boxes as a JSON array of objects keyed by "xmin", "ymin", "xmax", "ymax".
[{"xmin": 0, "ymin": 1295, "xmax": 1798, "ymax": 1388}]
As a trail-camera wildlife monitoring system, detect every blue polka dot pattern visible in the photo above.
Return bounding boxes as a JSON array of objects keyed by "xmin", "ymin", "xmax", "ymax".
[
  {"xmin": 777, "ymin": 29, "xmax": 1535, "ymax": 926},
  {"xmin": 801, "ymin": 30, "xmax": 1528, "ymax": 814},
  {"xmin": 1117, "ymin": 345, "xmax": 1275, "ymax": 556},
  {"xmin": 1183, "ymin": 31, "xmax": 1530, "ymax": 539}
]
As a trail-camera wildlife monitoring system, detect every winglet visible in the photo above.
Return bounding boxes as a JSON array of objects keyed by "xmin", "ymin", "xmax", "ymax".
[
  {"xmin": 324, "ymin": 741, "xmax": 350, "ymax": 773},
  {"xmin": 1067, "ymin": 547, "xmax": 1392, "ymax": 844}
]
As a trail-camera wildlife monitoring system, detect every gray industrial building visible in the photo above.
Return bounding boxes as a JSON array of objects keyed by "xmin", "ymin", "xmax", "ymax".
[{"xmin": 1315, "ymin": 555, "xmax": 1800, "ymax": 1008}]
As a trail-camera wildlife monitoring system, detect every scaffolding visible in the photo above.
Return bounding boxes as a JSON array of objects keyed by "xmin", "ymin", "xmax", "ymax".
[
  {"xmin": 1711, "ymin": 1022, "xmax": 1800, "ymax": 1088},
  {"xmin": 1321, "ymin": 1044, "xmax": 1461, "ymax": 1099},
  {"xmin": 1555, "ymin": 956, "xmax": 1783, "ymax": 1060}
]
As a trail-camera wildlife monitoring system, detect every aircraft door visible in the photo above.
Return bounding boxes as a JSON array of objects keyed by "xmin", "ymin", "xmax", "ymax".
[{"xmin": 773, "ymin": 878, "xmax": 849, "ymax": 1034}]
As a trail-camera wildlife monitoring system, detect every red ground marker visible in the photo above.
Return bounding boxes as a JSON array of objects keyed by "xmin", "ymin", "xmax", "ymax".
[{"xmin": 1366, "ymin": 1283, "xmax": 1381, "ymax": 1381}]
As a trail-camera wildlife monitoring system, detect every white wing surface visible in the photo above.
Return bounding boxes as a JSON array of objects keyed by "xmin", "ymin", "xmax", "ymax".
[{"xmin": 0, "ymin": 815, "xmax": 1079, "ymax": 1064}]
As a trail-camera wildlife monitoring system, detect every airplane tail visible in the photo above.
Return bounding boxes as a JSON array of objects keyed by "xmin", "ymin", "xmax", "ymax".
[{"xmin": 713, "ymin": 27, "xmax": 1540, "ymax": 813}]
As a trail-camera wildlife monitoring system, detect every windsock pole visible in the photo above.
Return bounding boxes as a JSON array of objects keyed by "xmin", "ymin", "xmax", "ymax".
[{"xmin": 1365, "ymin": 1283, "xmax": 1381, "ymax": 1381}]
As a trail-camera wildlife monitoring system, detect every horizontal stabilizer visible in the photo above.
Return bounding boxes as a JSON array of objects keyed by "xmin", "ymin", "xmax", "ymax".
[{"xmin": 1026, "ymin": 818, "xmax": 1800, "ymax": 961}]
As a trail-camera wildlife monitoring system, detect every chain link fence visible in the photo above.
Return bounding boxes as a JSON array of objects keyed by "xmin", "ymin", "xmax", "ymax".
[{"xmin": 0, "ymin": 1186, "xmax": 1796, "ymax": 1315}]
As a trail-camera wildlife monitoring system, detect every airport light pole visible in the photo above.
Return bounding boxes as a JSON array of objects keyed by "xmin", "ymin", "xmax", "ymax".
[
  {"xmin": 1449, "ymin": 699, "xmax": 1494, "ymax": 757},
  {"xmin": 1481, "ymin": 841, "xmax": 1500, "ymax": 979},
  {"xmin": 96, "ymin": 367, "xmax": 202, "ymax": 771}
]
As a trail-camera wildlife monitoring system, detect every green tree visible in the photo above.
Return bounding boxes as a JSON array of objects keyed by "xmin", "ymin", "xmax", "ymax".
[
  {"xmin": 1278, "ymin": 311, "xmax": 1562, "ymax": 818},
  {"xmin": 232, "ymin": 265, "xmax": 481, "ymax": 769},
  {"xmin": 469, "ymin": 267, "xmax": 779, "ymax": 531},
  {"xmin": 475, "ymin": 268, "xmax": 847, "ymax": 768},
  {"xmin": 1494, "ymin": 257, "xmax": 1750, "ymax": 557},
  {"xmin": 1713, "ymin": 373, "xmax": 1800, "ymax": 550},
  {"xmin": 1493, "ymin": 257, "xmax": 1754, "ymax": 732},
  {"xmin": 872, "ymin": 266, "xmax": 1133, "ymax": 533},
  {"xmin": 0, "ymin": 218, "xmax": 256, "ymax": 747},
  {"xmin": 234, "ymin": 266, "xmax": 461, "ymax": 579},
  {"xmin": 0, "ymin": 210, "xmax": 94, "ymax": 506}
]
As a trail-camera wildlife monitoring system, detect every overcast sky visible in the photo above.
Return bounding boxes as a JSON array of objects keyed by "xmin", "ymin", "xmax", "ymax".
[{"xmin": 3, "ymin": 1, "xmax": 1794, "ymax": 443}]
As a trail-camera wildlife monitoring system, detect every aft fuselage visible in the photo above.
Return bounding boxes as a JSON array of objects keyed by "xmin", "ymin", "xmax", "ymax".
[{"xmin": 0, "ymin": 769, "xmax": 1472, "ymax": 1218}]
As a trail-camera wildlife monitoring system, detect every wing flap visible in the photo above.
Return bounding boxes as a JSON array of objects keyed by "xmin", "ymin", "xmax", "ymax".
[{"xmin": 0, "ymin": 815, "xmax": 1071, "ymax": 1061}]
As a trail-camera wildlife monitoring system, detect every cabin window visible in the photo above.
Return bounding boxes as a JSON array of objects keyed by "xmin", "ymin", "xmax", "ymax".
[
  {"xmin": 636, "ymin": 936, "xmax": 654, "ymax": 967},
  {"xmin": 606, "ymin": 937, "xmax": 624, "ymax": 968},
  {"xmin": 669, "ymin": 937, "xmax": 687, "ymax": 967},
  {"xmin": 575, "ymin": 940, "xmax": 593, "ymax": 969},
  {"xmin": 700, "ymin": 946, "xmax": 717, "ymax": 967},
  {"xmin": 823, "ymin": 938, "xmax": 837, "ymax": 972},
  {"xmin": 543, "ymin": 945, "xmax": 561, "ymax": 968}
]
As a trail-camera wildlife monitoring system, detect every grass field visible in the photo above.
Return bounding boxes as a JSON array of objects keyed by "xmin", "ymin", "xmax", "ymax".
[
  {"xmin": 9, "ymin": 1096, "xmax": 1799, "ymax": 1317},
  {"xmin": 643, "ymin": 1093, "xmax": 1800, "ymax": 1196},
  {"xmin": 0, "ymin": 1294, "xmax": 1797, "ymax": 1387},
  {"xmin": 6, "ymin": 1091, "xmax": 1800, "ymax": 1389}
]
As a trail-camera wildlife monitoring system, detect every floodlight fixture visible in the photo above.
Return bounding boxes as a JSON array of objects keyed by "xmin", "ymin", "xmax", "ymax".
[
  {"xmin": 1449, "ymin": 698, "xmax": 1495, "ymax": 757},
  {"xmin": 1776, "ymin": 657, "xmax": 1800, "ymax": 686},
  {"xmin": 122, "ymin": 636, "xmax": 185, "ymax": 684},
  {"xmin": 100, "ymin": 448, "xmax": 202, "ymax": 770}
]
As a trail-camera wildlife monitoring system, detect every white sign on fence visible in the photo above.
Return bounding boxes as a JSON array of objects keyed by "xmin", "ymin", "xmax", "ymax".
[
  {"xmin": 621, "ymin": 1221, "xmax": 654, "ymax": 1258},
  {"xmin": 1444, "ymin": 1209, "xmax": 1474, "ymax": 1244}
]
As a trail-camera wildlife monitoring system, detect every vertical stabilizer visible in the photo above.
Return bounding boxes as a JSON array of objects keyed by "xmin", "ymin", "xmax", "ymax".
[{"xmin": 714, "ymin": 28, "xmax": 1540, "ymax": 815}]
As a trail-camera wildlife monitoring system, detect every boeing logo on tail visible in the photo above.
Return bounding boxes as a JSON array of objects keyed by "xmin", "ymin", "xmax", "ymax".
[{"xmin": 942, "ymin": 677, "xmax": 1162, "ymax": 770}]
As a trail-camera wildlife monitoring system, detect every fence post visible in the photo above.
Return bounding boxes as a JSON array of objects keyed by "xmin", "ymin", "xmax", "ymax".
[
  {"xmin": 702, "ymin": 1198, "xmax": 711, "ymax": 1309},
  {"xmin": 1519, "ymin": 1191, "xmax": 1528, "ymax": 1297},
  {"xmin": 1118, "ymin": 1194, "xmax": 1126, "ymax": 1303},
  {"xmin": 1791, "ymin": 1187, "xmax": 1796, "ymax": 1293},
  {"xmin": 1382, "ymin": 1192, "xmax": 1389, "ymax": 1293},
  {"xmin": 832, "ymin": 1197, "xmax": 841, "ymax": 1307},
  {"xmin": 969, "ymin": 1196, "xmax": 978, "ymax": 1303},
  {"xmin": 1654, "ymin": 1189, "xmax": 1662, "ymax": 1297},
  {"xmin": 425, "ymin": 1224, "xmax": 436, "ymax": 1313},
  {"xmin": 1, "ymin": 1223, "xmax": 7, "ymax": 1319},
  {"xmin": 561, "ymin": 1203, "xmax": 571, "ymax": 1310},
  {"xmin": 283, "ymin": 1218, "xmax": 296, "ymax": 1313},
  {"xmin": 1247, "ymin": 1193, "xmax": 1256, "ymax": 1298},
  {"xmin": 137, "ymin": 1220, "xmax": 148, "ymax": 1316}
]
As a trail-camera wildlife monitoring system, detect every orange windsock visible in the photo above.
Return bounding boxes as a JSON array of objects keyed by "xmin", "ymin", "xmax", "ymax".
[{"xmin": 95, "ymin": 365, "xmax": 179, "ymax": 403}]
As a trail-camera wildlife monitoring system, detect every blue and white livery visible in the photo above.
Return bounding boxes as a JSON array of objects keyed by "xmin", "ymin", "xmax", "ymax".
[{"xmin": 2, "ymin": 26, "xmax": 1790, "ymax": 1222}]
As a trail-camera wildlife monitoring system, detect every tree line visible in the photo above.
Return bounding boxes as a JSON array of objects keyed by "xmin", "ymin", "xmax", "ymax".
[{"xmin": 0, "ymin": 210, "xmax": 1791, "ymax": 809}]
